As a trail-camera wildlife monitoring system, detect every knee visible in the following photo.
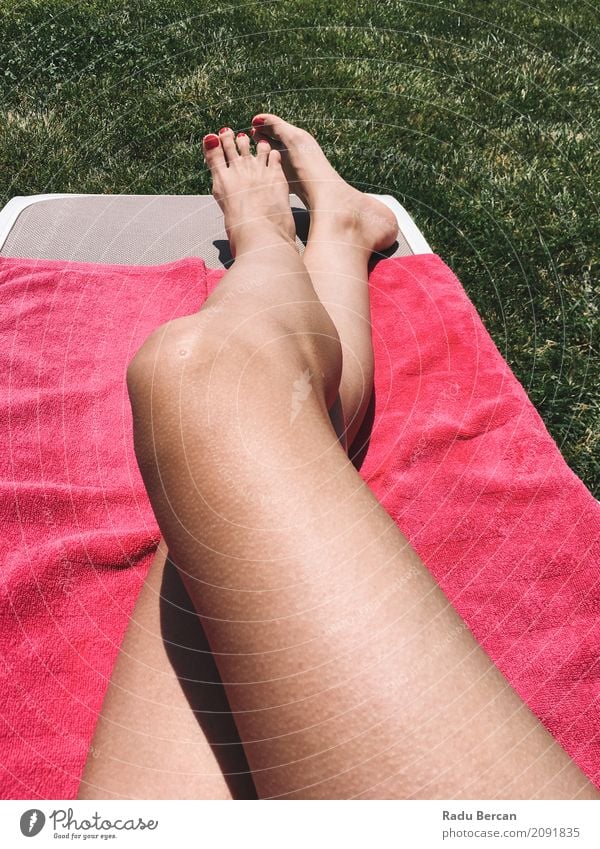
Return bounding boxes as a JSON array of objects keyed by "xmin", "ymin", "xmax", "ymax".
[
  {"xmin": 126, "ymin": 315, "xmax": 207, "ymax": 410},
  {"xmin": 127, "ymin": 305, "xmax": 342, "ymax": 423},
  {"xmin": 126, "ymin": 310, "xmax": 264, "ymax": 417}
]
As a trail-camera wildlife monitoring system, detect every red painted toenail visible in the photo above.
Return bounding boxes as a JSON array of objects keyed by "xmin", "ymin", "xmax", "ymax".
[
  {"xmin": 236, "ymin": 131, "xmax": 247, "ymax": 138},
  {"xmin": 252, "ymin": 116, "xmax": 266, "ymax": 126},
  {"xmin": 219, "ymin": 126, "xmax": 232, "ymax": 134},
  {"xmin": 249, "ymin": 127, "xmax": 256, "ymax": 136},
  {"xmin": 203, "ymin": 134, "xmax": 220, "ymax": 149}
]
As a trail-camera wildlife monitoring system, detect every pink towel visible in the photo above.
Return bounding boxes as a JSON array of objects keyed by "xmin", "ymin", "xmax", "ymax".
[{"xmin": 1, "ymin": 253, "xmax": 598, "ymax": 799}]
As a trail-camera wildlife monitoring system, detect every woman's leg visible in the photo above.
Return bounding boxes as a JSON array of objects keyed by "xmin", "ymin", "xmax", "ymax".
[
  {"xmin": 78, "ymin": 128, "xmax": 346, "ymax": 801},
  {"xmin": 126, "ymin": 132, "xmax": 598, "ymax": 800},
  {"xmin": 251, "ymin": 113, "xmax": 398, "ymax": 445},
  {"xmin": 78, "ymin": 542, "xmax": 255, "ymax": 799}
]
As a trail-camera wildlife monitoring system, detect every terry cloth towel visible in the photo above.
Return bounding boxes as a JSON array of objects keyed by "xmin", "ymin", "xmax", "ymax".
[{"xmin": 0, "ymin": 253, "xmax": 598, "ymax": 799}]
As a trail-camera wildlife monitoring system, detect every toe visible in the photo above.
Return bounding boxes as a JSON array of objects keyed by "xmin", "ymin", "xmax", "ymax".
[
  {"xmin": 251, "ymin": 127, "xmax": 286, "ymax": 158},
  {"xmin": 251, "ymin": 113, "xmax": 294, "ymax": 141},
  {"xmin": 267, "ymin": 148, "xmax": 282, "ymax": 169},
  {"xmin": 218, "ymin": 126, "xmax": 238, "ymax": 163},
  {"xmin": 235, "ymin": 131, "xmax": 251, "ymax": 156},
  {"xmin": 203, "ymin": 133, "xmax": 225, "ymax": 173},
  {"xmin": 255, "ymin": 138, "xmax": 271, "ymax": 163}
]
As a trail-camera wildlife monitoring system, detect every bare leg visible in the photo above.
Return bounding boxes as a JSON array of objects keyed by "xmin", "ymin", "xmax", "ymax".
[
  {"xmin": 251, "ymin": 113, "xmax": 398, "ymax": 444},
  {"xmin": 79, "ymin": 127, "xmax": 342, "ymax": 801},
  {"xmin": 126, "ymin": 134, "xmax": 598, "ymax": 800},
  {"xmin": 78, "ymin": 543, "xmax": 255, "ymax": 799}
]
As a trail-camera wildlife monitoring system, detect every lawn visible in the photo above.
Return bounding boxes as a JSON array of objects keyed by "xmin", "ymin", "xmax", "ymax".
[{"xmin": 1, "ymin": 0, "xmax": 598, "ymax": 493}]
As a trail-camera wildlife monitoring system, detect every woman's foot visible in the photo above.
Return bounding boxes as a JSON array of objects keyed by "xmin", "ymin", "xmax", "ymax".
[
  {"xmin": 251, "ymin": 113, "xmax": 398, "ymax": 254},
  {"xmin": 202, "ymin": 128, "xmax": 296, "ymax": 257}
]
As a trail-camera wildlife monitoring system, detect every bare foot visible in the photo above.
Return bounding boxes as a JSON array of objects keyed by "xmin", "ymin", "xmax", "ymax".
[
  {"xmin": 251, "ymin": 114, "xmax": 398, "ymax": 254},
  {"xmin": 202, "ymin": 127, "xmax": 296, "ymax": 257}
]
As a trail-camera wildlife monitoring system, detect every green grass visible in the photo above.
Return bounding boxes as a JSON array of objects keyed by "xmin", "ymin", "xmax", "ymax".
[{"xmin": 1, "ymin": 0, "xmax": 598, "ymax": 493}]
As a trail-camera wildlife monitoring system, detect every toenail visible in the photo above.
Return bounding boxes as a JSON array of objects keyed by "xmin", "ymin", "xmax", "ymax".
[
  {"xmin": 236, "ymin": 131, "xmax": 247, "ymax": 138},
  {"xmin": 252, "ymin": 116, "xmax": 266, "ymax": 126},
  {"xmin": 219, "ymin": 126, "xmax": 232, "ymax": 134},
  {"xmin": 249, "ymin": 128, "xmax": 256, "ymax": 136},
  {"xmin": 203, "ymin": 134, "xmax": 220, "ymax": 149}
]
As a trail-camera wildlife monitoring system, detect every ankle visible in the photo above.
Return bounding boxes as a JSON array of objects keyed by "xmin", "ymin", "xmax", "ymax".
[
  {"xmin": 230, "ymin": 219, "xmax": 297, "ymax": 258},
  {"xmin": 306, "ymin": 208, "xmax": 372, "ymax": 254},
  {"xmin": 308, "ymin": 198, "xmax": 398, "ymax": 254}
]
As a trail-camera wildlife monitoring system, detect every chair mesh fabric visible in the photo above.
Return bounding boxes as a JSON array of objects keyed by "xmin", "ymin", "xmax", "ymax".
[{"xmin": 0, "ymin": 194, "xmax": 413, "ymax": 265}]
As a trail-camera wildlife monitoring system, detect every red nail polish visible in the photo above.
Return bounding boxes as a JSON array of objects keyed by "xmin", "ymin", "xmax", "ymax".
[
  {"xmin": 249, "ymin": 127, "xmax": 256, "ymax": 136},
  {"xmin": 252, "ymin": 116, "xmax": 265, "ymax": 126},
  {"xmin": 203, "ymin": 134, "xmax": 220, "ymax": 150},
  {"xmin": 236, "ymin": 131, "xmax": 247, "ymax": 138},
  {"xmin": 219, "ymin": 126, "xmax": 232, "ymax": 134}
]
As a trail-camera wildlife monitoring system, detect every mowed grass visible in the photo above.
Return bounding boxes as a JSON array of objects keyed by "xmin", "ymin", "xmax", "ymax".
[{"xmin": 1, "ymin": 0, "xmax": 598, "ymax": 492}]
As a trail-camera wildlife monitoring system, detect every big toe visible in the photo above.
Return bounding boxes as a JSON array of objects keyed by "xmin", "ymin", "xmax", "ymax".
[
  {"xmin": 203, "ymin": 133, "xmax": 226, "ymax": 173},
  {"xmin": 251, "ymin": 112, "xmax": 298, "ymax": 143}
]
